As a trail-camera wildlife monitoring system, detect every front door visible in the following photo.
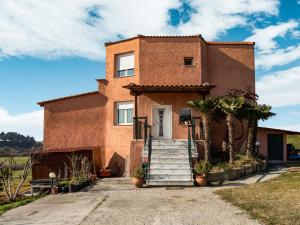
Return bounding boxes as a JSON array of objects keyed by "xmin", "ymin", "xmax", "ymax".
[{"xmin": 152, "ymin": 105, "xmax": 172, "ymax": 139}]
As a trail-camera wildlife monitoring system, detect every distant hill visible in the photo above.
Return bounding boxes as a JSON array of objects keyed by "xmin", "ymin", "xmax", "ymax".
[{"xmin": 0, "ymin": 132, "xmax": 42, "ymax": 156}]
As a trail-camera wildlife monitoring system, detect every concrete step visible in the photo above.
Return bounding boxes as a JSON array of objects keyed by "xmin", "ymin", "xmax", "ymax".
[
  {"xmin": 151, "ymin": 145, "xmax": 189, "ymax": 150},
  {"xmin": 149, "ymin": 174, "xmax": 192, "ymax": 180},
  {"xmin": 151, "ymin": 149, "xmax": 189, "ymax": 154},
  {"xmin": 151, "ymin": 152, "xmax": 189, "ymax": 157},
  {"xmin": 151, "ymin": 154, "xmax": 189, "ymax": 159},
  {"xmin": 151, "ymin": 158, "xmax": 190, "ymax": 163},
  {"xmin": 147, "ymin": 180, "xmax": 194, "ymax": 186},
  {"xmin": 152, "ymin": 140, "xmax": 188, "ymax": 146},
  {"xmin": 149, "ymin": 169, "xmax": 192, "ymax": 175},
  {"xmin": 150, "ymin": 162, "xmax": 191, "ymax": 169}
]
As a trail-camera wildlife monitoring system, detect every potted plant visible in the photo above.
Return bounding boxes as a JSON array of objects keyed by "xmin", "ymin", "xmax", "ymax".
[
  {"xmin": 193, "ymin": 160, "xmax": 211, "ymax": 186},
  {"xmin": 59, "ymin": 180, "xmax": 70, "ymax": 193},
  {"xmin": 51, "ymin": 186, "xmax": 59, "ymax": 194},
  {"xmin": 132, "ymin": 166, "xmax": 145, "ymax": 188},
  {"xmin": 69, "ymin": 180, "xmax": 79, "ymax": 192}
]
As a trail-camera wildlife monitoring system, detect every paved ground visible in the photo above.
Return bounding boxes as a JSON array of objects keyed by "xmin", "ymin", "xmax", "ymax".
[{"xmin": 0, "ymin": 167, "xmax": 286, "ymax": 225}]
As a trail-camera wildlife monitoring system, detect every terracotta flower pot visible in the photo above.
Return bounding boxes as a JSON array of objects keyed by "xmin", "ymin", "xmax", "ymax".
[
  {"xmin": 132, "ymin": 177, "xmax": 144, "ymax": 188},
  {"xmin": 195, "ymin": 175, "xmax": 207, "ymax": 186},
  {"xmin": 51, "ymin": 187, "xmax": 59, "ymax": 195}
]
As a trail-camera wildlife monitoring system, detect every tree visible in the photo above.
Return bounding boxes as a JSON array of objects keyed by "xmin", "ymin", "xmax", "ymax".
[
  {"xmin": 244, "ymin": 103, "xmax": 275, "ymax": 156},
  {"xmin": 188, "ymin": 97, "xmax": 219, "ymax": 162},
  {"xmin": 218, "ymin": 96, "xmax": 245, "ymax": 163},
  {"xmin": 0, "ymin": 156, "xmax": 32, "ymax": 201}
]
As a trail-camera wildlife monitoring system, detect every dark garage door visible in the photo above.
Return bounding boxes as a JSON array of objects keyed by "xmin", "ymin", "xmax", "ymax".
[{"xmin": 268, "ymin": 134, "xmax": 283, "ymax": 160}]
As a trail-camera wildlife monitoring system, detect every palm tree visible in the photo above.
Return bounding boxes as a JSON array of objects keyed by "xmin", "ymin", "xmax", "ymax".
[
  {"xmin": 218, "ymin": 96, "xmax": 245, "ymax": 164},
  {"xmin": 188, "ymin": 97, "xmax": 219, "ymax": 162},
  {"xmin": 244, "ymin": 103, "xmax": 275, "ymax": 156}
]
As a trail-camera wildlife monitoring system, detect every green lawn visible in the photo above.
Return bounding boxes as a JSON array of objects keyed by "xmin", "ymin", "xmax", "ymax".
[
  {"xmin": 287, "ymin": 135, "xmax": 300, "ymax": 148},
  {"xmin": 215, "ymin": 170, "xmax": 300, "ymax": 225},
  {"xmin": 0, "ymin": 156, "xmax": 28, "ymax": 165},
  {"xmin": 0, "ymin": 157, "xmax": 32, "ymax": 202},
  {"xmin": 0, "ymin": 195, "xmax": 42, "ymax": 215}
]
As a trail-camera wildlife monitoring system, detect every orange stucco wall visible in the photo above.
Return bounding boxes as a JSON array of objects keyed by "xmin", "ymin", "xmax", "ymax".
[
  {"xmin": 43, "ymin": 93, "xmax": 107, "ymax": 150},
  {"xmin": 139, "ymin": 37, "xmax": 203, "ymax": 85},
  {"xmin": 257, "ymin": 128, "xmax": 287, "ymax": 162},
  {"xmin": 42, "ymin": 36, "xmax": 256, "ymax": 175}
]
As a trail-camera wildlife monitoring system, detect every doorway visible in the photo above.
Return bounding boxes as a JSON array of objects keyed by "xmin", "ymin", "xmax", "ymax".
[{"xmin": 152, "ymin": 105, "xmax": 172, "ymax": 139}]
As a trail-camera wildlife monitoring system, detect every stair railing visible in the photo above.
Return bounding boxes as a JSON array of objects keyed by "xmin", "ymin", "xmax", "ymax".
[
  {"xmin": 187, "ymin": 118, "xmax": 196, "ymax": 169},
  {"xmin": 133, "ymin": 116, "xmax": 152, "ymax": 181}
]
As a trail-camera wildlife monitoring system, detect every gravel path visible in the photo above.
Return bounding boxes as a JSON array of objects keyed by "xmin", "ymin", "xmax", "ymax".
[
  {"xmin": 0, "ymin": 167, "xmax": 286, "ymax": 225},
  {"xmin": 82, "ymin": 179, "xmax": 260, "ymax": 225}
]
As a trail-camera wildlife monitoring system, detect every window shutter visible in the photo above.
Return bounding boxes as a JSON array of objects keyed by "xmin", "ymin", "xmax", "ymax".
[{"xmin": 117, "ymin": 53, "xmax": 134, "ymax": 71}]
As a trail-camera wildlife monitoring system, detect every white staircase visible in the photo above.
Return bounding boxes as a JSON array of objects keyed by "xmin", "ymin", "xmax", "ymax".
[{"xmin": 146, "ymin": 140, "xmax": 194, "ymax": 186}]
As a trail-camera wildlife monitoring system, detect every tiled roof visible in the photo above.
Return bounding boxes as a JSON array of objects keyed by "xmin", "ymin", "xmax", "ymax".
[
  {"xmin": 207, "ymin": 41, "xmax": 254, "ymax": 45},
  {"xmin": 104, "ymin": 34, "xmax": 254, "ymax": 46},
  {"xmin": 123, "ymin": 83, "xmax": 215, "ymax": 95},
  {"xmin": 38, "ymin": 146, "xmax": 96, "ymax": 153},
  {"xmin": 105, "ymin": 34, "xmax": 203, "ymax": 46},
  {"xmin": 38, "ymin": 91, "xmax": 99, "ymax": 106}
]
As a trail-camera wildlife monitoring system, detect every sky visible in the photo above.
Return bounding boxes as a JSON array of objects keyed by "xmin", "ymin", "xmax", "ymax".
[{"xmin": 0, "ymin": 0, "xmax": 300, "ymax": 141}]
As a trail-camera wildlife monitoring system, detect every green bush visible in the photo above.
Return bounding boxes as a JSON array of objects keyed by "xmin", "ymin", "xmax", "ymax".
[
  {"xmin": 133, "ymin": 166, "xmax": 145, "ymax": 178},
  {"xmin": 194, "ymin": 160, "xmax": 211, "ymax": 175}
]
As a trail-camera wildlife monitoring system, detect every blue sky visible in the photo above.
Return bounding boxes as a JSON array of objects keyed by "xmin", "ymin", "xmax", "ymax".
[{"xmin": 0, "ymin": 0, "xmax": 300, "ymax": 140}]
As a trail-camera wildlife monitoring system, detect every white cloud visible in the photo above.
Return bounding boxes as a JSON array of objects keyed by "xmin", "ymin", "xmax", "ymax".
[
  {"xmin": 246, "ymin": 20, "xmax": 299, "ymax": 53},
  {"xmin": 0, "ymin": 107, "xmax": 43, "ymax": 141},
  {"xmin": 256, "ymin": 45, "xmax": 300, "ymax": 68},
  {"xmin": 246, "ymin": 20, "xmax": 300, "ymax": 69},
  {"xmin": 256, "ymin": 66, "xmax": 300, "ymax": 107},
  {"xmin": 0, "ymin": 0, "xmax": 279, "ymax": 60},
  {"xmin": 176, "ymin": 0, "xmax": 279, "ymax": 39}
]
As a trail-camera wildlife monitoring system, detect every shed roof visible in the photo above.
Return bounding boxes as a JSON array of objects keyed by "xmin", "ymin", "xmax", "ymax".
[
  {"xmin": 37, "ymin": 91, "xmax": 99, "ymax": 106},
  {"xmin": 258, "ymin": 127, "xmax": 300, "ymax": 135}
]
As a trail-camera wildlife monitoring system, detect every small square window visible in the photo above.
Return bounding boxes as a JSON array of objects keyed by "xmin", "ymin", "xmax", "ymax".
[
  {"xmin": 184, "ymin": 57, "xmax": 193, "ymax": 66},
  {"xmin": 179, "ymin": 108, "xmax": 192, "ymax": 124}
]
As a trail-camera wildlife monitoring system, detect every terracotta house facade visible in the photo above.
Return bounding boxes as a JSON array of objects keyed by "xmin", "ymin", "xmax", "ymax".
[{"xmin": 36, "ymin": 35, "xmax": 295, "ymax": 181}]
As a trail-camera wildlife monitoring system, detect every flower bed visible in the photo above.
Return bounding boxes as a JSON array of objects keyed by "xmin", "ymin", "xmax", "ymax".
[{"xmin": 206, "ymin": 155, "xmax": 268, "ymax": 185}]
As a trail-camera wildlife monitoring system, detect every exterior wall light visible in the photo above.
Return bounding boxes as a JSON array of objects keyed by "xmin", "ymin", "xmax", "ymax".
[{"xmin": 49, "ymin": 172, "xmax": 56, "ymax": 189}]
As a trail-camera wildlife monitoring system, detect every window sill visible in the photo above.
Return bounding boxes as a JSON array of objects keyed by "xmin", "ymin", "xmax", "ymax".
[
  {"xmin": 114, "ymin": 75, "xmax": 135, "ymax": 79},
  {"xmin": 115, "ymin": 124, "xmax": 133, "ymax": 126}
]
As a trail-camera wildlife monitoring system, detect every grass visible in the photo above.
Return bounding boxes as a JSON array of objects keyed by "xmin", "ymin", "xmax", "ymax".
[
  {"xmin": 0, "ymin": 195, "xmax": 42, "ymax": 215},
  {"xmin": 287, "ymin": 135, "xmax": 300, "ymax": 148},
  {"xmin": 215, "ymin": 167, "xmax": 300, "ymax": 225},
  {"xmin": 0, "ymin": 157, "xmax": 32, "ymax": 202},
  {"xmin": 0, "ymin": 156, "xmax": 28, "ymax": 165}
]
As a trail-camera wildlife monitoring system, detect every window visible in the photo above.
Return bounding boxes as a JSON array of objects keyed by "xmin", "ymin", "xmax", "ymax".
[
  {"xmin": 184, "ymin": 57, "xmax": 193, "ymax": 66},
  {"xmin": 179, "ymin": 108, "xmax": 192, "ymax": 124},
  {"xmin": 115, "ymin": 102, "xmax": 134, "ymax": 125},
  {"xmin": 116, "ymin": 52, "xmax": 134, "ymax": 77}
]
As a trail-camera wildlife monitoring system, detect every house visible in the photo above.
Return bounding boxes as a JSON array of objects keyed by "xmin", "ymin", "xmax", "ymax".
[{"xmin": 35, "ymin": 35, "xmax": 298, "ymax": 185}]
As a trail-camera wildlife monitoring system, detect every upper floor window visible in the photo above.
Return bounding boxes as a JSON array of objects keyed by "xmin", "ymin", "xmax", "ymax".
[
  {"xmin": 115, "ymin": 102, "xmax": 134, "ymax": 125},
  {"xmin": 116, "ymin": 52, "xmax": 134, "ymax": 77},
  {"xmin": 184, "ymin": 57, "xmax": 193, "ymax": 66}
]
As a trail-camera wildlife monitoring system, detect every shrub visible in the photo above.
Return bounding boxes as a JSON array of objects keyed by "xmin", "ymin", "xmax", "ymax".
[
  {"xmin": 209, "ymin": 162, "xmax": 230, "ymax": 173},
  {"xmin": 133, "ymin": 167, "xmax": 145, "ymax": 178},
  {"xmin": 194, "ymin": 160, "xmax": 211, "ymax": 175}
]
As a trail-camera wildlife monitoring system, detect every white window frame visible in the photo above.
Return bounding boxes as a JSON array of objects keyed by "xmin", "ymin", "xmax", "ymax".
[
  {"xmin": 116, "ymin": 52, "xmax": 135, "ymax": 78},
  {"xmin": 115, "ymin": 102, "xmax": 134, "ymax": 125}
]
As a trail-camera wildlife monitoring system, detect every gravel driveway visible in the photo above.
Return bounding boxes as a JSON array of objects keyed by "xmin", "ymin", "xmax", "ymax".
[{"xmin": 0, "ymin": 168, "xmax": 285, "ymax": 225}]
